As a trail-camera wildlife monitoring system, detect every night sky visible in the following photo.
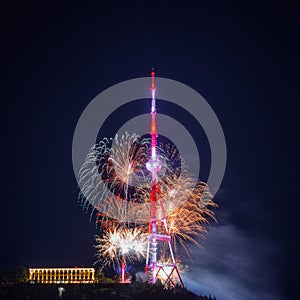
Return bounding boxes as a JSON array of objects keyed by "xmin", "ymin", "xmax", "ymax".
[{"xmin": 2, "ymin": 2, "xmax": 298, "ymax": 300}]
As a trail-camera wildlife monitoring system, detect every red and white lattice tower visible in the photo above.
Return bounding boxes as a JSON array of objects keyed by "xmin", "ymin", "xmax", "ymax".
[{"xmin": 144, "ymin": 69, "xmax": 184, "ymax": 287}]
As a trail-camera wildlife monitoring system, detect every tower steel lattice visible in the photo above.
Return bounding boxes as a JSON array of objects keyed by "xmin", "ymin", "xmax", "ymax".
[{"xmin": 145, "ymin": 69, "xmax": 184, "ymax": 288}]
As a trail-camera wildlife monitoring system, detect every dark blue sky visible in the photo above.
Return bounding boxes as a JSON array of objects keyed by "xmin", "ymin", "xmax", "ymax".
[{"xmin": 1, "ymin": 2, "xmax": 298, "ymax": 299}]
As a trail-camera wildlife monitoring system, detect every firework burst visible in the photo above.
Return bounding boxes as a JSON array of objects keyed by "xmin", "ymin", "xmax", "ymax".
[
  {"xmin": 132, "ymin": 166, "xmax": 217, "ymax": 254},
  {"xmin": 79, "ymin": 133, "xmax": 217, "ymax": 261},
  {"xmin": 78, "ymin": 133, "xmax": 179, "ymax": 221},
  {"xmin": 166, "ymin": 181, "xmax": 217, "ymax": 254},
  {"xmin": 78, "ymin": 133, "xmax": 150, "ymax": 215},
  {"xmin": 94, "ymin": 225, "xmax": 147, "ymax": 270}
]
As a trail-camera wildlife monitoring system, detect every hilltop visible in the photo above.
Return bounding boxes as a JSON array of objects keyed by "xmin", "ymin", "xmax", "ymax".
[{"xmin": 0, "ymin": 282, "xmax": 216, "ymax": 300}]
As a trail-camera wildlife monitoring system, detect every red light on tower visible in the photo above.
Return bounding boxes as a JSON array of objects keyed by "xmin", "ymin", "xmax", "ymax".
[{"xmin": 151, "ymin": 69, "xmax": 155, "ymax": 89}]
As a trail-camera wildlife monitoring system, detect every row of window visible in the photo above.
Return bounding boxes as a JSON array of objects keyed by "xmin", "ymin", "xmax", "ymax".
[
  {"xmin": 31, "ymin": 275, "xmax": 93, "ymax": 280},
  {"xmin": 30, "ymin": 270, "xmax": 93, "ymax": 274},
  {"xmin": 30, "ymin": 280, "xmax": 95, "ymax": 284}
]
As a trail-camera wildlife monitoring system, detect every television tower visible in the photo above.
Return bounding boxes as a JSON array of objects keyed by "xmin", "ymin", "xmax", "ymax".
[{"xmin": 145, "ymin": 69, "xmax": 184, "ymax": 287}]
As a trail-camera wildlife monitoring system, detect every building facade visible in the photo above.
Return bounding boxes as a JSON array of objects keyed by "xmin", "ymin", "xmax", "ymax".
[{"xmin": 28, "ymin": 268, "xmax": 95, "ymax": 284}]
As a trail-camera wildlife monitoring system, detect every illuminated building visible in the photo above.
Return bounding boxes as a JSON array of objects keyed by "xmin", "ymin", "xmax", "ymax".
[{"xmin": 28, "ymin": 267, "xmax": 95, "ymax": 284}]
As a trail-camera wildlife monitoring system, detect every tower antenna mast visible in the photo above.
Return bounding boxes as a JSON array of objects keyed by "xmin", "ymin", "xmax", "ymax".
[{"xmin": 145, "ymin": 69, "xmax": 184, "ymax": 287}]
